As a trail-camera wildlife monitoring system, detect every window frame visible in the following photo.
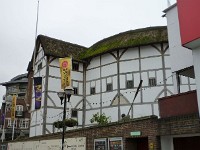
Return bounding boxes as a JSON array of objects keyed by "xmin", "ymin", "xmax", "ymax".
[
  {"xmin": 19, "ymin": 119, "xmax": 29, "ymax": 129},
  {"xmin": 106, "ymin": 83, "xmax": 113, "ymax": 92},
  {"xmin": 149, "ymin": 77, "xmax": 157, "ymax": 87},
  {"xmin": 73, "ymin": 87, "xmax": 78, "ymax": 95},
  {"xmin": 126, "ymin": 80, "xmax": 134, "ymax": 89},
  {"xmin": 90, "ymin": 87, "xmax": 96, "ymax": 95}
]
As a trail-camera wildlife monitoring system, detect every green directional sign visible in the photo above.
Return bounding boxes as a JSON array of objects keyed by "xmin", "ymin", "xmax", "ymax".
[{"xmin": 130, "ymin": 131, "xmax": 141, "ymax": 136}]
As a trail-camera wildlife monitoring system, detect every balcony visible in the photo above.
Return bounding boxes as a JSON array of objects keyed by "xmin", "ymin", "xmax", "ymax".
[{"xmin": 158, "ymin": 90, "xmax": 199, "ymax": 118}]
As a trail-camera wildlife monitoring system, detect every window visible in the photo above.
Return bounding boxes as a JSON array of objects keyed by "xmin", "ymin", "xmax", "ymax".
[
  {"xmin": 19, "ymin": 119, "xmax": 29, "ymax": 128},
  {"xmin": 149, "ymin": 78, "xmax": 157, "ymax": 87},
  {"xmin": 7, "ymin": 119, "xmax": 17, "ymax": 128},
  {"xmin": 126, "ymin": 80, "xmax": 134, "ymax": 89},
  {"xmin": 106, "ymin": 83, "xmax": 113, "ymax": 92},
  {"xmin": 90, "ymin": 87, "xmax": 96, "ymax": 95},
  {"xmin": 73, "ymin": 87, "xmax": 78, "ymax": 95},
  {"xmin": 16, "ymin": 105, "xmax": 23, "ymax": 116},
  {"xmin": 38, "ymin": 62, "xmax": 42, "ymax": 71},
  {"xmin": 16, "ymin": 105, "xmax": 23, "ymax": 111},
  {"xmin": 72, "ymin": 61, "xmax": 79, "ymax": 71},
  {"xmin": 71, "ymin": 109, "xmax": 78, "ymax": 118}
]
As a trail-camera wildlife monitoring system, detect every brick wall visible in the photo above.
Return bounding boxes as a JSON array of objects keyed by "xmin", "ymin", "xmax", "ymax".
[
  {"xmin": 4, "ymin": 114, "xmax": 200, "ymax": 150},
  {"xmin": 159, "ymin": 113, "xmax": 200, "ymax": 136},
  {"xmin": 17, "ymin": 116, "xmax": 160, "ymax": 150}
]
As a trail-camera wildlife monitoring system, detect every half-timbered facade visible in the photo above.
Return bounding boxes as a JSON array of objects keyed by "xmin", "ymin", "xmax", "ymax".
[{"xmin": 29, "ymin": 26, "xmax": 195, "ymax": 137}]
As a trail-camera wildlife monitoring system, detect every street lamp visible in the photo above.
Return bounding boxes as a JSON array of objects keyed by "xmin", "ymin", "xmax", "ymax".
[{"xmin": 57, "ymin": 86, "xmax": 74, "ymax": 150}]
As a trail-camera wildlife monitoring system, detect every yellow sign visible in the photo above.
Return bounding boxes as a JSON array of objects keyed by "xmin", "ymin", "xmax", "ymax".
[
  {"xmin": 59, "ymin": 57, "xmax": 71, "ymax": 89},
  {"xmin": 11, "ymin": 95, "xmax": 17, "ymax": 122}
]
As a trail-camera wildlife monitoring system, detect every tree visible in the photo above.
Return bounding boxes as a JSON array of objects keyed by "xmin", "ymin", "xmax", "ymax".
[{"xmin": 90, "ymin": 112, "xmax": 111, "ymax": 125}]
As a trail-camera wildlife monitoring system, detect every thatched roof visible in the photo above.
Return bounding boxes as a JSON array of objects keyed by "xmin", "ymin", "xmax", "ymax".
[
  {"xmin": 37, "ymin": 35, "xmax": 87, "ymax": 61},
  {"xmin": 79, "ymin": 26, "xmax": 168, "ymax": 59}
]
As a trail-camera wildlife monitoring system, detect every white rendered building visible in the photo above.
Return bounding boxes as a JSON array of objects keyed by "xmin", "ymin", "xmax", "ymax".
[{"xmin": 29, "ymin": 26, "xmax": 194, "ymax": 137}]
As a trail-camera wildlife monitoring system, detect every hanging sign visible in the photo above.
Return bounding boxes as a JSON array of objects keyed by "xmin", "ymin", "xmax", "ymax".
[
  {"xmin": 59, "ymin": 57, "xmax": 72, "ymax": 89},
  {"xmin": 11, "ymin": 95, "xmax": 17, "ymax": 122},
  {"xmin": 34, "ymin": 77, "xmax": 42, "ymax": 109}
]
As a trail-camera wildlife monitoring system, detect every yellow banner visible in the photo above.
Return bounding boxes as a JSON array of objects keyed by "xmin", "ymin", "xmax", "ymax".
[
  {"xmin": 11, "ymin": 95, "xmax": 17, "ymax": 122},
  {"xmin": 59, "ymin": 57, "xmax": 71, "ymax": 89}
]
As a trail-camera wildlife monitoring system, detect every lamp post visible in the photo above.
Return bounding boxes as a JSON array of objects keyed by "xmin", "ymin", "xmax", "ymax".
[{"xmin": 57, "ymin": 86, "xmax": 73, "ymax": 150}]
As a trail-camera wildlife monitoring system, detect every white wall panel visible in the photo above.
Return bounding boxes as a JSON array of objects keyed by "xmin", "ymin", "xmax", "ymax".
[
  {"xmin": 72, "ymin": 71, "xmax": 83, "ymax": 81},
  {"xmin": 141, "ymin": 72, "xmax": 148, "ymax": 86},
  {"xmin": 141, "ymin": 57, "xmax": 162, "ymax": 70},
  {"xmin": 120, "ymin": 60, "xmax": 139, "ymax": 73},
  {"xmin": 102, "ymin": 107, "xmax": 118, "ymax": 122},
  {"xmin": 120, "ymin": 48, "xmax": 139, "ymax": 60},
  {"xmin": 142, "ymin": 87, "xmax": 162, "ymax": 102},
  {"xmin": 164, "ymin": 55, "xmax": 171, "ymax": 68},
  {"xmin": 102, "ymin": 92, "xmax": 117, "ymax": 107},
  {"xmin": 96, "ymin": 80, "xmax": 101, "ymax": 93},
  {"xmin": 86, "ymin": 82, "xmax": 90, "ymax": 95},
  {"xmin": 101, "ymin": 53, "xmax": 116, "ymax": 65},
  {"xmin": 133, "ymin": 104, "xmax": 152, "ymax": 118},
  {"xmin": 113, "ymin": 76, "xmax": 118, "ymax": 90},
  {"xmin": 102, "ymin": 63, "xmax": 117, "ymax": 77},
  {"xmin": 102, "ymin": 79, "xmax": 106, "ymax": 92},
  {"xmin": 86, "ymin": 94, "xmax": 101, "ymax": 108},
  {"xmin": 86, "ymin": 68, "xmax": 100, "ymax": 80},
  {"xmin": 140, "ymin": 45, "xmax": 161, "ymax": 58},
  {"xmin": 120, "ymin": 75, "xmax": 126, "ymax": 88},
  {"xmin": 48, "ymin": 77, "xmax": 60, "ymax": 92},
  {"xmin": 87, "ymin": 56, "xmax": 100, "ymax": 69},
  {"xmin": 49, "ymin": 66, "xmax": 60, "ymax": 77},
  {"xmin": 133, "ymin": 73, "xmax": 140, "ymax": 87},
  {"xmin": 156, "ymin": 70, "xmax": 164, "ymax": 85},
  {"xmin": 79, "ymin": 83, "xmax": 83, "ymax": 95}
]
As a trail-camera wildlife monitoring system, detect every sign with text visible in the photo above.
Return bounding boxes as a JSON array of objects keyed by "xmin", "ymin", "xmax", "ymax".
[{"xmin": 59, "ymin": 57, "xmax": 72, "ymax": 89}]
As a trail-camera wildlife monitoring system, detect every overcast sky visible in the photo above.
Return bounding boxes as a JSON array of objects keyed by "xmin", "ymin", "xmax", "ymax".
[{"xmin": 0, "ymin": 0, "xmax": 176, "ymax": 105}]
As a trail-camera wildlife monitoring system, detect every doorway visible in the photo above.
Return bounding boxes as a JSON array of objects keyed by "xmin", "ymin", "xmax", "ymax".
[
  {"xmin": 173, "ymin": 136, "xmax": 200, "ymax": 150},
  {"xmin": 126, "ymin": 137, "xmax": 148, "ymax": 150}
]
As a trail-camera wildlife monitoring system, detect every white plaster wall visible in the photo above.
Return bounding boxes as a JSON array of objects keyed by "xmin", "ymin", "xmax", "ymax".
[
  {"xmin": 192, "ymin": 48, "xmax": 200, "ymax": 115},
  {"xmin": 140, "ymin": 45, "xmax": 161, "ymax": 57},
  {"xmin": 87, "ymin": 56, "xmax": 100, "ymax": 69},
  {"xmin": 86, "ymin": 68, "xmax": 100, "ymax": 81},
  {"xmin": 101, "ymin": 53, "xmax": 116, "ymax": 65},
  {"xmin": 102, "ymin": 107, "xmax": 119, "ymax": 122},
  {"xmin": 102, "ymin": 92, "xmax": 117, "ymax": 107},
  {"xmin": 120, "ymin": 60, "xmax": 139, "ymax": 73},
  {"xmin": 166, "ymin": 6, "xmax": 193, "ymax": 72},
  {"xmin": 141, "ymin": 57, "xmax": 162, "ymax": 70},
  {"xmin": 120, "ymin": 48, "xmax": 139, "ymax": 60},
  {"xmin": 132, "ymin": 104, "xmax": 152, "ymax": 118},
  {"xmin": 143, "ymin": 87, "xmax": 164, "ymax": 102},
  {"xmin": 101, "ymin": 63, "xmax": 117, "ymax": 77},
  {"xmin": 86, "ymin": 94, "xmax": 101, "ymax": 108}
]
